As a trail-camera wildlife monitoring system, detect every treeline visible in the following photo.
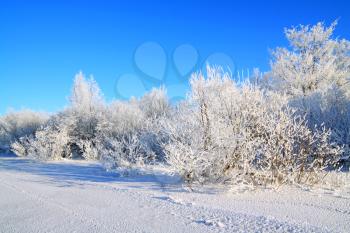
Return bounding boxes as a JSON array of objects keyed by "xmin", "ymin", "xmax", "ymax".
[{"xmin": 1, "ymin": 21, "xmax": 349, "ymax": 186}]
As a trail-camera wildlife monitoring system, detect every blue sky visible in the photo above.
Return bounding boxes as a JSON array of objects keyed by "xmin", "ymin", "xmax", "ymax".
[{"xmin": 1, "ymin": 0, "xmax": 349, "ymax": 114}]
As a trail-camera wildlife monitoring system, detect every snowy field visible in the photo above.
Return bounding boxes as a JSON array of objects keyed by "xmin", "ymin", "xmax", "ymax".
[{"xmin": 0, "ymin": 153, "xmax": 349, "ymax": 233}]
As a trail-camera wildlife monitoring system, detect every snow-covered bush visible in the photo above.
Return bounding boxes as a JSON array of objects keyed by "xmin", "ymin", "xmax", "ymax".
[
  {"xmin": 289, "ymin": 86, "xmax": 350, "ymax": 162},
  {"xmin": 101, "ymin": 100, "xmax": 145, "ymax": 137},
  {"xmin": 270, "ymin": 21, "xmax": 350, "ymax": 163},
  {"xmin": 9, "ymin": 72, "xmax": 170, "ymax": 167},
  {"xmin": 11, "ymin": 72, "xmax": 105, "ymax": 159},
  {"xmin": 65, "ymin": 71, "xmax": 105, "ymax": 159},
  {"xmin": 139, "ymin": 86, "xmax": 170, "ymax": 120},
  {"xmin": 162, "ymin": 66, "xmax": 342, "ymax": 186},
  {"xmin": 0, "ymin": 110, "xmax": 48, "ymax": 152},
  {"xmin": 11, "ymin": 126, "xmax": 69, "ymax": 160},
  {"xmin": 138, "ymin": 87, "xmax": 171, "ymax": 161},
  {"xmin": 96, "ymin": 100, "xmax": 146, "ymax": 168},
  {"xmin": 98, "ymin": 88, "xmax": 170, "ymax": 169}
]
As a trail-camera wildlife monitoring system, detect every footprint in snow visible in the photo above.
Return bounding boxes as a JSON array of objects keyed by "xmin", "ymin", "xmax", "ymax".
[
  {"xmin": 195, "ymin": 218, "xmax": 226, "ymax": 228},
  {"xmin": 153, "ymin": 196, "xmax": 193, "ymax": 206}
]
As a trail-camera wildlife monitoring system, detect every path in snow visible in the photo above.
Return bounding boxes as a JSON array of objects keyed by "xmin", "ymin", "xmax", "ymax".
[{"xmin": 0, "ymin": 154, "xmax": 349, "ymax": 233}]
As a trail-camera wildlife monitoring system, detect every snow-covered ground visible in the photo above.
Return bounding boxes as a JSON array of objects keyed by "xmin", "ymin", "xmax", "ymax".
[{"xmin": 0, "ymin": 154, "xmax": 349, "ymax": 233}]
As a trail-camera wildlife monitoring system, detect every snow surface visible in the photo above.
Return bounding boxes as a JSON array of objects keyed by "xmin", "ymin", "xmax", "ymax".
[{"xmin": 0, "ymin": 154, "xmax": 349, "ymax": 233}]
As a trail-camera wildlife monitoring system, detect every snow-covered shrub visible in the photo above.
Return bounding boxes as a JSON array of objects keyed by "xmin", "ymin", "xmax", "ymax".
[
  {"xmin": 138, "ymin": 87, "xmax": 171, "ymax": 161},
  {"xmin": 65, "ymin": 71, "xmax": 105, "ymax": 159},
  {"xmin": 98, "ymin": 134, "xmax": 146, "ymax": 170},
  {"xmin": 320, "ymin": 86, "xmax": 350, "ymax": 160},
  {"xmin": 11, "ymin": 72, "xmax": 105, "ymax": 160},
  {"xmin": 270, "ymin": 21, "xmax": 350, "ymax": 163},
  {"xmin": 101, "ymin": 100, "xmax": 145, "ymax": 137},
  {"xmin": 11, "ymin": 113, "xmax": 71, "ymax": 159},
  {"xmin": 0, "ymin": 110, "xmax": 48, "ymax": 152},
  {"xmin": 290, "ymin": 86, "xmax": 350, "ymax": 163},
  {"xmin": 8, "ymin": 72, "xmax": 171, "ymax": 167},
  {"xmin": 98, "ymin": 88, "xmax": 170, "ymax": 169},
  {"xmin": 162, "ymin": 66, "xmax": 342, "ymax": 186},
  {"xmin": 139, "ymin": 86, "xmax": 170, "ymax": 120},
  {"xmin": 96, "ymin": 100, "xmax": 146, "ymax": 168},
  {"xmin": 11, "ymin": 127, "xmax": 70, "ymax": 160}
]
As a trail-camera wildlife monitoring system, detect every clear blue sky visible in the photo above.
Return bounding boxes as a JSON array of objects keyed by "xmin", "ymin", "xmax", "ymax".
[{"xmin": 1, "ymin": 0, "xmax": 349, "ymax": 114}]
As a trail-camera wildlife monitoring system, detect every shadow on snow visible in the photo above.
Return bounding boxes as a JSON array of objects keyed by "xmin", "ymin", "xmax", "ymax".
[
  {"xmin": 0, "ymin": 153, "xmax": 220, "ymax": 194},
  {"xmin": 0, "ymin": 154, "xmax": 167, "ymax": 186}
]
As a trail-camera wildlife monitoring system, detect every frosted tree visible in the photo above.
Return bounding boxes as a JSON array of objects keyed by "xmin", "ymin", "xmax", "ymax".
[
  {"xmin": 139, "ymin": 86, "xmax": 170, "ymax": 120},
  {"xmin": 11, "ymin": 72, "xmax": 106, "ymax": 159},
  {"xmin": 271, "ymin": 21, "xmax": 350, "ymax": 97},
  {"xmin": 270, "ymin": 21, "xmax": 350, "ymax": 160},
  {"xmin": 64, "ymin": 71, "xmax": 105, "ymax": 159},
  {"xmin": 138, "ymin": 87, "xmax": 170, "ymax": 161},
  {"xmin": 98, "ymin": 87, "xmax": 171, "ymax": 169},
  {"xmin": 70, "ymin": 71, "xmax": 105, "ymax": 113},
  {"xmin": 163, "ymin": 66, "xmax": 342, "ymax": 185},
  {"xmin": 0, "ymin": 110, "xmax": 48, "ymax": 152},
  {"xmin": 96, "ymin": 100, "xmax": 145, "ymax": 168},
  {"xmin": 11, "ymin": 116, "xmax": 71, "ymax": 160}
]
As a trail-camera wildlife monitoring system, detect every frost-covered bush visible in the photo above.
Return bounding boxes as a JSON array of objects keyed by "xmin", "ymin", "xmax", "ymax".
[
  {"xmin": 65, "ymin": 71, "xmax": 105, "ymax": 159},
  {"xmin": 11, "ymin": 121, "xmax": 70, "ymax": 159},
  {"xmin": 162, "ymin": 66, "xmax": 342, "ymax": 186},
  {"xmin": 270, "ymin": 21, "xmax": 350, "ymax": 163},
  {"xmin": 11, "ymin": 72, "xmax": 105, "ymax": 159},
  {"xmin": 9, "ymin": 72, "xmax": 170, "ymax": 167},
  {"xmin": 98, "ymin": 88, "xmax": 170, "ymax": 169},
  {"xmin": 139, "ymin": 86, "xmax": 170, "ymax": 120},
  {"xmin": 96, "ymin": 100, "xmax": 146, "ymax": 168},
  {"xmin": 138, "ymin": 87, "xmax": 171, "ymax": 161},
  {"xmin": 290, "ymin": 86, "xmax": 350, "ymax": 162},
  {"xmin": 0, "ymin": 110, "xmax": 48, "ymax": 152}
]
